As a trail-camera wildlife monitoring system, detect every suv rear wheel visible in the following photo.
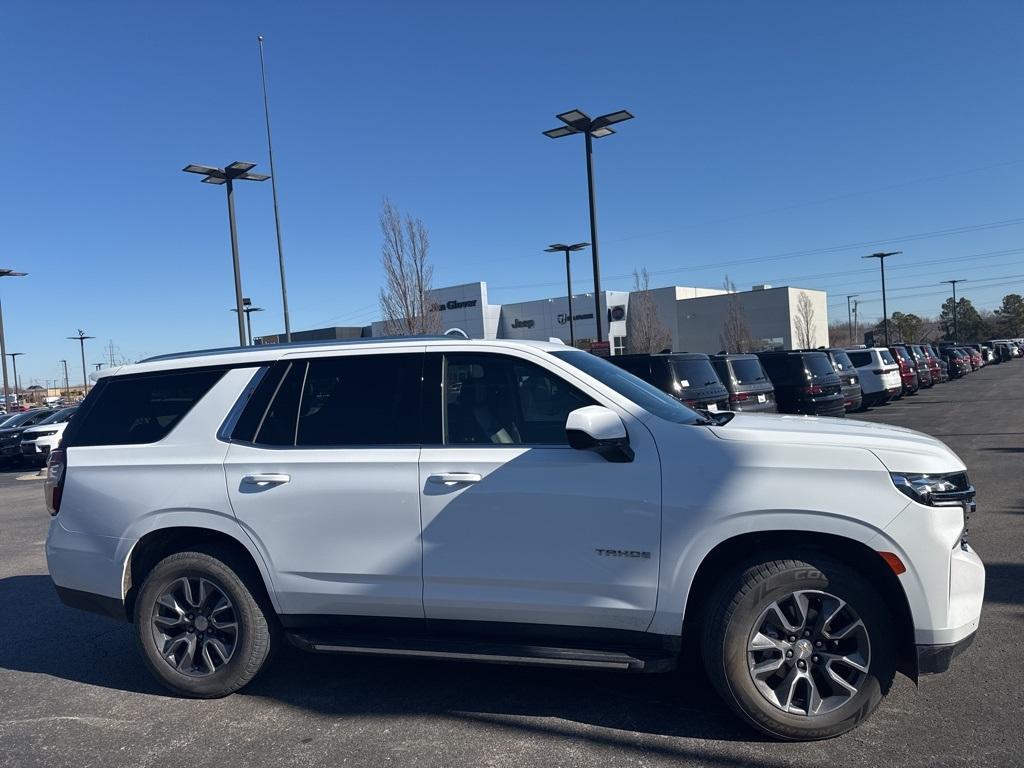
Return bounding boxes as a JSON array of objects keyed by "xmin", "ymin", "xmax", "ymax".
[
  {"xmin": 134, "ymin": 548, "xmax": 277, "ymax": 698},
  {"xmin": 702, "ymin": 555, "xmax": 896, "ymax": 740}
]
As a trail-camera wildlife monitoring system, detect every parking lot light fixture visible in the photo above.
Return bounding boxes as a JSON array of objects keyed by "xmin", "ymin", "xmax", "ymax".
[
  {"xmin": 861, "ymin": 251, "xmax": 902, "ymax": 345},
  {"xmin": 942, "ymin": 279, "xmax": 967, "ymax": 343},
  {"xmin": 183, "ymin": 161, "xmax": 270, "ymax": 346},
  {"xmin": 543, "ymin": 108, "xmax": 634, "ymax": 345},
  {"xmin": 545, "ymin": 243, "xmax": 590, "ymax": 347},
  {"xmin": 231, "ymin": 298, "xmax": 265, "ymax": 346},
  {"xmin": 67, "ymin": 330, "xmax": 95, "ymax": 395},
  {"xmin": 0, "ymin": 268, "xmax": 27, "ymax": 411}
]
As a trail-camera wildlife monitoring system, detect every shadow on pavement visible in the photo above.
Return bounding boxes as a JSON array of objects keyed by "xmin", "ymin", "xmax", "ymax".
[
  {"xmin": 982, "ymin": 562, "xmax": 1024, "ymax": 611},
  {"xmin": 0, "ymin": 574, "xmax": 764, "ymax": 747}
]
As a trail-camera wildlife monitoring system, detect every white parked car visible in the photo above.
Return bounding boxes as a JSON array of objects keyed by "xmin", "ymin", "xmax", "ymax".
[
  {"xmin": 45, "ymin": 338, "xmax": 983, "ymax": 740},
  {"xmin": 845, "ymin": 347, "xmax": 902, "ymax": 407},
  {"xmin": 20, "ymin": 406, "xmax": 78, "ymax": 465}
]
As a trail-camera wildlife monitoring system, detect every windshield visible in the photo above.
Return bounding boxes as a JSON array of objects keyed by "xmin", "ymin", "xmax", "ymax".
[
  {"xmin": 551, "ymin": 350, "xmax": 706, "ymax": 425},
  {"xmin": 804, "ymin": 354, "xmax": 837, "ymax": 379},
  {"xmin": 880, "ymin": 350, "xmax": 896, "ymax": 365},
  {"xmin": 37, "ymin": 407, "xmax": 77, "ymax": 425},
  {"xmin": 0, "ymin": 411, "xmax": 38, "ymax": 428},
  {"xmin": 729, "ymin": 358, "xmax": 767, "ymax": 384},
  {"xmin": 671, "ymin": 359, "xmax": 722, "ymax": 389}
]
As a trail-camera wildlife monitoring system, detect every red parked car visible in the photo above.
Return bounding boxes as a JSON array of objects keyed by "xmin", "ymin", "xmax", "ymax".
[
  {"xmin": 888, "ymin": 345, "xmax": 920, "ymax": 396},
  {"xmin": 921, "ymin": 346, "xmax": 943, "ymax": 383}
]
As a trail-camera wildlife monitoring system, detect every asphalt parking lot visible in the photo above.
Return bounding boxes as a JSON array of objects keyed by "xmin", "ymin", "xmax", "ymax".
[{"xmin": 1, "ymin": 364, "xmax": 1022, "ymax": 768}]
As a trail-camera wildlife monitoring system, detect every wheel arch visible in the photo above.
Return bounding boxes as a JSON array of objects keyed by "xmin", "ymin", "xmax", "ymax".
[
  {"xmin": 679, "ymin": 530, "xmax": 917, "ymax": 679},
  {"xmin": 123, "ymin": 526, "xmax": 279, "ymax": 623}
]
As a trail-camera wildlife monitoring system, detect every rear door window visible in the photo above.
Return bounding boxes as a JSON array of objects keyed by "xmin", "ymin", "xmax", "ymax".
[
  {"xmin": 249, "ymin": 354, "xmax": 424, "ymax": 447},
  {"xmin": 64, "ymin": 368, "xmax": 227, "ymax": 446},
  {"xmin": 830, "ymin": 350, "xmax": 855, "ymax": 372}
]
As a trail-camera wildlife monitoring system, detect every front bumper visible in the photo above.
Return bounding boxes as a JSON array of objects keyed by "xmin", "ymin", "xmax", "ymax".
[{"xmin": 916, "ymin": 631, "xmax": 976, "ymax": 674}]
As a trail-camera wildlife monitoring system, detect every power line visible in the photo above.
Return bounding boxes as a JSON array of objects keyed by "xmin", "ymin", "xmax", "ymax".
[{"xmin": 487, "ymin": 217, "xmax": 1024, "ymax": 292}]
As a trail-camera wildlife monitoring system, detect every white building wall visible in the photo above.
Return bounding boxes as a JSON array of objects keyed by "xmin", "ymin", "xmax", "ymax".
[
  {"xmin": 672, "ymin": 286, "xmax": 829, "ymax": 353},
  {"xmin": 499, "ymin": 290, "xmax": 629, "ymax": 349}
]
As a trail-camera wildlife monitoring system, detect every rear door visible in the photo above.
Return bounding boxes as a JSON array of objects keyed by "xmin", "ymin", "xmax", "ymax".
[
  {"xmin": 224, "ymin": 349, "xmax": 426, "ymax": 619},
  {"xmin": 418, "ymin": 347, "xmax": 662, "ymax": 631}
]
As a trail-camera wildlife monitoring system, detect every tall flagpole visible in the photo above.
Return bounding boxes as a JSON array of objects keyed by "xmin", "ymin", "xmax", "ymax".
[{"xmin": 258, "ymin": 35, "xmax": 292, "ymax": 343}]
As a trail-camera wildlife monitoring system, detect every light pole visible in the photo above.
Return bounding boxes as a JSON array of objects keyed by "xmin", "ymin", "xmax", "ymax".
[
  {"xmin": 545, "ymin": 243, "xmax": 589, "ymax": 347},
  {"xmin": 182, "ymin": 161, "xmax": 270, "ymax": 346},
  {"xmin": 0, "ymin": 268, "xmax": 27, "ymax": 411},
  {"xmin": 846, "ymin": 294, "xmax": 859, "ymax": 345},
  {"xmin": 67, "ymin": 330, "xmax": 95, "ymax": 395},
  {"xmin": 861, "ymin": 251, "xmax": 902, "ymax": 345},
  {"xmin": 231, "ymin": 297, "xmax": 264, "ymax": 346},
  {"xmin": 942, "ymin": 279, "xmax": 967, "ymax": 343},
  {"xmin": 852, "ymin": 299, "xmax": 860, "ymax": 343},
  {"xmin": 258, "ymin": 36, "xmax": 292, "ymax": 343},
  {"xmin": 59, "ymin": 360, "xmax": 70, "ymax": 397},
  {"xmin": 6, "ymin": 352, "xmax": 24, "ymax": 398},
  {"xmin": 544, "ymin": 108, "xmax": 634, "ymax": 346},
  {"xmin": 94, "ymin": 363, "xmax": 103, "ymax": 371}
]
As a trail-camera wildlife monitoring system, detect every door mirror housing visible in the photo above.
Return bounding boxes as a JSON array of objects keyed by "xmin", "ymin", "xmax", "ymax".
[{"xmin": 565, "ymin": 406, "xmax": 633, "ymax": 463}]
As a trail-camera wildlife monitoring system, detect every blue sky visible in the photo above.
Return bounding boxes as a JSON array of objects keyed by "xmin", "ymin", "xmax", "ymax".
[{"xmin": 2, "ymin": 1, "xmax": 1023, "ymax": 385}]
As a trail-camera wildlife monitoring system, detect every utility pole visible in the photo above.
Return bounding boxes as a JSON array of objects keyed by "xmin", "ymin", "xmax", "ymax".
[
  {"xmin": 942, "ymin": 279, "xmax": 967, "ymax": 343},
  {"xmin": 852, "ymin": 299, "xmax": 860, "ymax": 343},
  {"xmin": 67, "ymin": 330, "xmax": 95, "ymax": 395},
  {"xmin": 846, "ymin": 294, "xmax": 859, "ymax": 345},
  {"xmin": 59, "ymin": 360, "xmax": 70, "ymax": 397}
]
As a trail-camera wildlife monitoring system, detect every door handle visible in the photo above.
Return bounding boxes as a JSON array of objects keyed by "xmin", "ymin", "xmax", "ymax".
[
  {"xmin": 242, "ymin": 473, "xmax": 291, "ymax": 486},
  {"xmin": 427, "ymin": 472, "xmax": 482, "ymax": 486}
]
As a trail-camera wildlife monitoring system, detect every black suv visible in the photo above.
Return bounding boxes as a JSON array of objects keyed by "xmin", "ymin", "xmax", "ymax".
[
  {"xmin": 816, "ymin": 348, "xmax": 863, "ymax": 412},
  {"xmin": 709, "ymin": 354, "xmax": 777, "ymax": 412},
  {"xmin": 609, "ymin": 353, "xmax": 729, "ymax": 413},
  {"xmin": 755, "ymin": 351, "xmax": 846, "ymax": 417}
]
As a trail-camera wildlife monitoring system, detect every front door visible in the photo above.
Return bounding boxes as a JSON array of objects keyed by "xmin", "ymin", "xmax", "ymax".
[
  {"xmin": 224, "ymin": 350, "xmax": 425, "ymax": 618},
  {"xmin": 419, "ymin": 349, "xmax": 662, "ymax": 632}
]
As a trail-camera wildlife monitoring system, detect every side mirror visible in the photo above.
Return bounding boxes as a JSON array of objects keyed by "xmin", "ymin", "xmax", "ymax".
[{"xmin": 565, "ymin": 406, "xmax": 634, "ymax": 463}]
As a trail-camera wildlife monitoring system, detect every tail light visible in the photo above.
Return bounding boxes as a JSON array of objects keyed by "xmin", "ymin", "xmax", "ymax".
[
  {"xmin": 729, "ymin": 392, "xmax": 749, "ymax": 402},
  {"xmin": 798, "ymin": 384, "xmax": 824, "ymax": 395},
  {"xmin": 44, "ymin": 448, "xmax": 66, "ymax": 516}
]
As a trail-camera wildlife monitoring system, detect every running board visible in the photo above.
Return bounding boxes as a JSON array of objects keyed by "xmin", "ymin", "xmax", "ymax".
[{"xmin": 286, "ymin": 631, "xmax": 676, "ymax": 673}]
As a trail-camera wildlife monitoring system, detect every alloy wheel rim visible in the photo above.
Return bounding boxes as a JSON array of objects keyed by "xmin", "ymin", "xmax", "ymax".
[
  {"xmin": 746, "ymin": 589, "xmax": 871, "ymax": 716},
  {"xmin": 151, "ymin": 576, "xmax": 239, "ymax": 677}
]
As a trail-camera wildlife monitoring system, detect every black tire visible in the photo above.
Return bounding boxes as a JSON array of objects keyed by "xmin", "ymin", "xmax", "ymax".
[
  {"xmin": 702, "ymin": 555, "xmax": 896, "ymax": 741},
  {"xmin": 134, "ymin": 547, "xmax": 278, "ymax": 698}
]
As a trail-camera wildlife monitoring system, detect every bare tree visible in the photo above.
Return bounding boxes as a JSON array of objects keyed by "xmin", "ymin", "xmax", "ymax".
[
  {"xmin": 793, "ymin": 291, "xmax": 817, "ymax": 349},
  {"xmin": 626, "ymin": 267, "xmax": 672, "ymax": 354},
  {"xmin": 719, "ymin": 275, "xmax": 753, "ymax": 353},
  {"xmin": 378, "ymin": 198, "xmax": 441, "ymax": 336}
]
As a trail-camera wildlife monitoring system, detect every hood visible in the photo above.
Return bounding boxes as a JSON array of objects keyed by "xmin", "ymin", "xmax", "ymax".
[
  {"xmin": 22, "ymin": 422, "xmax": 68, "ymax": 436},
  {"xmin": 708, "ymin": 412, "xmax": 965, "ymax": 474}
]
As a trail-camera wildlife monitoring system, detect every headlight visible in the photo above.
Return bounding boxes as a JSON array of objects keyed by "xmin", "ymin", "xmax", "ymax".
[{"xmin": 890, "ymin": 472, "xmax": 965, "ymax": 506}]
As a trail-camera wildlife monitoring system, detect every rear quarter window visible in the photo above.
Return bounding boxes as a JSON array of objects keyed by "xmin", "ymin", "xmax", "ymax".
[
  {"xmin": 847, "ymin": 351, "xmax": 871, "ymax": 368},
  {"xmin": 64, "ymin": 368, "xmax": 227, "ymax": 447}
]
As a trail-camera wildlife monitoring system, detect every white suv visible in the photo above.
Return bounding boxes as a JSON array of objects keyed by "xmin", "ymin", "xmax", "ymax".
[
  {"xmin": 846, "ymin": 347, "xmax": 902, "ymax": 407},
  {"xmin": 44, "ymin": 338, "xmax": 983, "ymax": 740}
]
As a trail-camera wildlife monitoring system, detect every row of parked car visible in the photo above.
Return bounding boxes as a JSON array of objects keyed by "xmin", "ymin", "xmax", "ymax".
[
  {"xmin": 0, "ymin": 405, "xmax": 78, "ymax": 466},
  {"xmin": 609, "ymin": 338, "xmax": 1023, "ymax": 418}
]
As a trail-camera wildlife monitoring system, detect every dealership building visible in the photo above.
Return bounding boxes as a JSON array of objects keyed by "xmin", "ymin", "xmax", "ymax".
[{"xmin": 260, "ymin": 280, "xmax": 829, "ymax": 353}]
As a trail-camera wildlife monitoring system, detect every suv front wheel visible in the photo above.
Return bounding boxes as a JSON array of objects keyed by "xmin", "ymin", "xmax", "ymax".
[
  {"xmin": 134, "ymin": 548, "xmax": 277, "ymax": 698},
  {"xmin": 702, "ymin": 555, "xmax": 896, "ymax": 740}
]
